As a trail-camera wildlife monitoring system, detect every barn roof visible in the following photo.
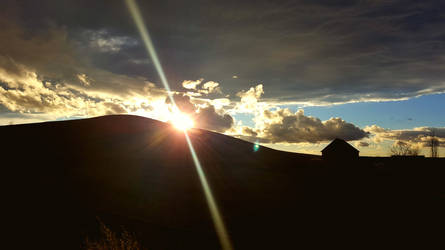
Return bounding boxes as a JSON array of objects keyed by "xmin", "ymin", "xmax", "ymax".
[{"xmin": 321, "ymin": 138, "xmax": 359, "ymax": 153}]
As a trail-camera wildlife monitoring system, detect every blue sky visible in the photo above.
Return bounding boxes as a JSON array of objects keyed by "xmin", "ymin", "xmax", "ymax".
[
  {"xmin": 234, "ymin": 93, "xmax": 445, "ymax": 131},
  {"xmin": 296, "ymin": 93, "xmax": 445, "ymax": 130}
]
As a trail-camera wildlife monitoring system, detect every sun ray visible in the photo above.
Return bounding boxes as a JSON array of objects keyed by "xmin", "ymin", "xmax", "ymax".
[{"xmin": 125, "ymin": 1, "xmax": 233, "ymax": 249}]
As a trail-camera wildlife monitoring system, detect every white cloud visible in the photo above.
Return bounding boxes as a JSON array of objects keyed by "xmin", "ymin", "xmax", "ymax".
[
  {"xmin": 0, "ymin": 57, "xmax": 167, "ymax": 123},
  {"xmin": 365, "ymin": 125, "xmax": 445, "ymax": 148},
  {"xmin": 200, "ymin": 81, "xmax": 221, "ymax": 94},
  {"xmin": 182, "ymin": 79, "xmax": 203, "ymax": 90},
  {"xmin": 210, "ymin": 98, "xmax": 230, "ymax": 109},
  {"xmin": 235, "ymin": 84, "xmax": 264, "ymax": 113}
]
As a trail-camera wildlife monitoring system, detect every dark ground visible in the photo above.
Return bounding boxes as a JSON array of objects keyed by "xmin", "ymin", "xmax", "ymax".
[{"xmin": 1, "ymin": 115, "xmax": 444, "ymax": 249}]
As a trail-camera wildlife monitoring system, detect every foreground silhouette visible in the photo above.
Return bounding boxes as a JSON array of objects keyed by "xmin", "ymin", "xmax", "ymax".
[{"xmin": 1, "ymin": 115, "xmax": 444, "ymax": 249}]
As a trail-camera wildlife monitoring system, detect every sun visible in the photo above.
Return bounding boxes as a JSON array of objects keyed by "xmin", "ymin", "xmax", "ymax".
[{"xmin": 170, "ymin": 112, "xmax": 194, "ymax": 131}]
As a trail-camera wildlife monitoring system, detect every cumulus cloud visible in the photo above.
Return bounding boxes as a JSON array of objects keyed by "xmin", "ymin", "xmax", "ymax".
[
  {"xmin": 0, "ymin": 56, "xmax": 167, "ymax": 121},
  {"xmin": 182, "ymin": 79, "xmax": 203, "ymax": 90},
  {"xmin": 167, "ymin": 93, "xmax": 195, "ymax": 114},
  {"xmin": 167, "ymin": 93, "xmax": 234, "ymax": 132},
  {"xmin": 229, "ymin": 105, "xmax": 369, "ymax": 144},
  {"xmin": 182, "ymin": 79, "xmax": 222, "ymax": 96},
  {"xmin": 365, "ymin": 125, "xmax": 445, "ymax": 147},
  {"xmin": 227, "ymin": 84, "xmax": 370, "ymax": 144},
  {"xmin": 194, "ymin": 105, "xmax": 234, "ymax": 132},
  {"xmin": 253, "ymin": 109, "xmax": 369, "ymax": 143},
  {"xmin": 200, "ymin": 81, "xmax": 221, "ymax": 94},
  {"xmin": 235, "ymin": 84, "xmax": 264, "ymax": 112},
  {"xmin": 241, "ymin": 126, "xmax": 258, "ymax": 137},
  {"xmin": 210, "ymin": 98, "xmax": 231, "ymax": 109}
]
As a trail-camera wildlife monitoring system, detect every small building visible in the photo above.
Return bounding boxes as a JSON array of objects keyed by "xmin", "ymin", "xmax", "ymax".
[{"xmin": 322, "ymin": 138, "xmax": 359, "ymax": 161}]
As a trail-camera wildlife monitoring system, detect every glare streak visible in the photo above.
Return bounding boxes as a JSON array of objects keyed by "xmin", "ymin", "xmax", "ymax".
[
  {"xmin": 125, "ymin": 0, "xmax": 177, "ymax": 108},
  {"xmin": 185, "ymin": 132, "xmax": 233, "ymax": 250},
  {"xmin": 125, "ymin": 1, "xmax": 233, "ymax": 249}
]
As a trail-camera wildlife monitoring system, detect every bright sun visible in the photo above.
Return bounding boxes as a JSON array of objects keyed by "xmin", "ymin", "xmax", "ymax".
[{"xmin": 170, "ymin": 112, "xmax": 194, "ymax": 131}]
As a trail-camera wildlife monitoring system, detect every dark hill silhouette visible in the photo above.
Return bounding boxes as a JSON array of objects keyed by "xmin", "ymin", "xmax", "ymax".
[{"xmin": 1, "ymin": 115, "xmax": 444, "ymax": 249}]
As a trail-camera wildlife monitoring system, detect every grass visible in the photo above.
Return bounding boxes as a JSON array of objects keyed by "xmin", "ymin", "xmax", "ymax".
[{"xmin": 84, "ymin": 219, "xmax": 143, "ymax": 250}]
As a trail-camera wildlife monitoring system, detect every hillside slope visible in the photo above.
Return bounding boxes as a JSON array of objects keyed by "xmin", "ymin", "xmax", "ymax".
[{"xmin": 1, "ymin": 115, "xmax": 444, "ymax": 249}]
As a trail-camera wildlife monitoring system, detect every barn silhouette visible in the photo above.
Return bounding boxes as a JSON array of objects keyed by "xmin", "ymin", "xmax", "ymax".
[{"xmin": 322, "ymin": 138, "xmax": 359, "ymax": 160}]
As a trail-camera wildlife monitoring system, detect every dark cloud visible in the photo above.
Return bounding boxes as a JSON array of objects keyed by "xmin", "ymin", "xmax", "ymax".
[
  {"xmin": 2, "ymin": 0, "xmax": 445, "ymax": 105},
  {"xmin": 168, "ymin": 93, "xmax": 234, "ymax": 132},
  {"xmin": 168, "ymin": 94, "xmax": 196, "ymax": 114},
  {"xmin": 194, "ymin": 105, "xmax": 234, "ymax": 133},
  {"xmin": 0, "ymin": 12, "xmax": 78, "ymax": 82},
  {"xmin": 241, "ymin": 126, "xmax": 258, "ymax": 137}
]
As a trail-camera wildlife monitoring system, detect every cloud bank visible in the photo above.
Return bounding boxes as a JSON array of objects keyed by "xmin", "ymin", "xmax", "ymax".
[{"xmin": 365, "ymin": 125, "xmax": 445, "ymax": 147}]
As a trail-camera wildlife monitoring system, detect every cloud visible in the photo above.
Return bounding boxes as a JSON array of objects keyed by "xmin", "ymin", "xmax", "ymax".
[
  {"xmin": 167, "ymin": 93, "xmax": 234, "ymax": 132},
  {"xmin": 241, "ymin": 126, "xmax": 258, "ymax": 137},
  {"xmin": 365, "ymin": 125, "xmax": 445, "ymax": 147},
  {"xmin": 194, "ymin": 105, "xmax": 234, "ymax": 132},
  {"xmin": 77, "ymin": 74, "xmax": 90, "ymax": 86},
  {"xmin": 228, "ymin": 84, "xmax": 369, "ymax": 144},
  {"xmin": 0, "ymin": 56, "xmax": 167, "ymax": 121},
  {"xmin": 0, "ymin": 13, "xmax": 79, "ymax": 82},
  {"xmin": 83, "ymin": 29, "xmax": 138, "ymax": 53},
  {"xmin": 357, "ymin": 141, "xmax": 370, "ymax": 147},
  {"xmin": 200, "ymin": 81, "xmax": 221, "ymax": 94},
  {"xmin": 235, "ymin": 84, "xmax": 264, "ymax": 113},
  {"xmin": 182, "ymin": 79, "xmax": 203, "ymax": 90},
  {"xmin": 182, "ymin": 80, "xmax": 222, "ymax": 96},
  {"xmin": 257, "ymin": 109, "xmax": 369, "ymax": 143},
  {"xmin": 5, "ymin": 0, "xmax": 445, "ymax": 105},
  {"xmin": 210, "ymin": 98, "xmax": 231, "ymax": 109},
  {"xmin": 168, "ymin": 94, "xmax": 196, "ymax": 114}
]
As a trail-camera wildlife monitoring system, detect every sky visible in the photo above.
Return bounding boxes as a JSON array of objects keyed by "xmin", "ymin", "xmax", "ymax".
[{"xmin": 1, "ymin": 0, "xmax": 444, "ymax": 156}]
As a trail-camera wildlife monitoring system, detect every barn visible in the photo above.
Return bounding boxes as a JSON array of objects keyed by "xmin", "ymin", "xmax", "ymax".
[{"xmin": 322, "ymin": 138, "xmax": 359, "ymax": 160}]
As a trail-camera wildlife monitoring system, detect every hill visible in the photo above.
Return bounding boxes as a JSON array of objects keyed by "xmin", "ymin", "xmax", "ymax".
[{"xmin": 1, "ymin": 115, "xmax": 444, "ymax": 249}]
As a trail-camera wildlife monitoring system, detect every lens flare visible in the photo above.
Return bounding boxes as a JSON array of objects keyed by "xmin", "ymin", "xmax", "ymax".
[
  {"xmin": 253, "ymin": 141, "xmax": 260, "ymax": 152},
  {"xmin": 171, "ymin": 112, "xmax": 194, "ymax": 131},
  {"xmin": 125, "ymin": 1, "xmax": 233, "ymax": 249}
]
